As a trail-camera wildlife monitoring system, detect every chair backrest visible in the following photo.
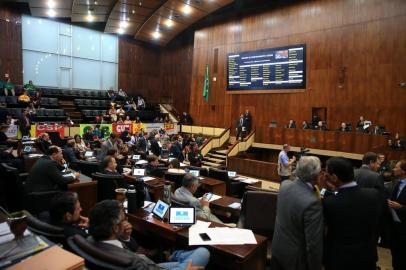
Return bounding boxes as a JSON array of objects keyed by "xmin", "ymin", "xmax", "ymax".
[
  {"xmin": 170, "ymin": 194, "xmax": 189, "ymax": 207},
  {"xmin": 237, "ymin": 191, "xmax": 278, "ymax": 238},
  {"xmin": 26, "ymin": 213, "xmax": 65, "ymax": 244},
  {"xmin": 48, "ymin": 132, "xmax": 63, "ymax": 146},
  {"xmin": 25, "ymin": 190, "xmax": 62, "ymax": 216},
  {"xmin": 188, "ymin": 166, "xmax": 209, "ymax": 177},
  {"xmin": 77, "ymin": 161, "xmax": 101, "ymax": 177},
  {"xmin": 91, "ymin": 172, "xmax": 127, "ymax": 201},
  {"xmin": 208, "ymin": 168, "xmax": 229, "ymax": 182},
  {"xmin": 164, "ymin": 172, "xmax": 186, "ymax": 189},
  {"xmin": 0, "ymin": 163, "xmax": 25, "ymax": 212},
  {"xmin": 67, "ymin": 235, "xmax": 133, "ymax": 270}
]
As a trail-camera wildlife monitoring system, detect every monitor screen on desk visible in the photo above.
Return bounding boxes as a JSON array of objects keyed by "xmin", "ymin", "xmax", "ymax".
[
  {"xmin": 133, "ymin": 168, "xmax": 145, "ymax": 176},
  {"xmin": 84, "ymin": 151, "xmax": 94, "ymax": 157},
  {"xmin": 169, "ymin": 207, "xmax": 195, "ymax": 225},
  {"xmin": 23, "ymin": 146, "xmax": 32, "ymax": 153},
  {"xmin": 132, "ymin": 154, "xmax": 140, "ymax": 160},
  {"xmin": 228, "ymin": 171, "xmax": 237, "ymax": 177},
  {"xmin": 152, "ymin": 200, "xmax": 169, "ymax": 220},
  {"xmin": 189, "ymin": 170, "xmax": 200, "ymax": 177}
]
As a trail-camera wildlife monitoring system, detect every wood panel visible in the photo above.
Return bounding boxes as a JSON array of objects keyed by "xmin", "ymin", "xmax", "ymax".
[
  {"xmin": 0, "ymin": 6, "xmax": 22, "ymax": 85},
  {"xmin": 227, "ymin": 156, "xmax": 278, "ymax": 182},
  {"xmin": 189, "ymin": 0, "xmax": 406, "ymax": 143}
]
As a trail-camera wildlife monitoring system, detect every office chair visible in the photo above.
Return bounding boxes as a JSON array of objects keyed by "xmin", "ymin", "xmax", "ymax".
[
  {"xmin": 77, "ymin": 160, "xmax": 101, "ymax": 177},
  {"xmin": 208, "ymin": 168, "xmax": 245, "ymax": 198},
  {"xmin": 164, "ymin": 172, "xmax": 186, "ymax": 189},
  {"xmin": 91, "ymin": 172, "xmax": 128, "ymax": 202}
]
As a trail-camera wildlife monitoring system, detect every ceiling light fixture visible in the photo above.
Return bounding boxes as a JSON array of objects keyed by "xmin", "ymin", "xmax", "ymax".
[
  {"xmin": 118, "ymin": 28, "xmax": 125, "ymax": 34},
  {"xmin": 94, "ymin": 0, "xmax": 98, "ymax": 5},
  {"xmin": 86, "ymin": 10, "xmax": 94, "ymax": 22},
  {"xmin": 47, "ymin": 0, "xmax": 55, "ymax": 8},
  {"xmin": 119, "ymin": 21, "xmax": 128, "ymax": 28},
  {"xmin": 132, "ymin": 9, "xmax": 135, "ymax": 14},
  {"xmin": 152, "ymin": 31, "xmax": 161, "ymax": 39},
  {"xmin": 182, "ymin": 5, "xmax": 191, "ymax": 15},
  {"xmin": 165, "ymin": 19, "xmax": 173, "ymax": 28},
  {"xmin": 47, "ymin": 9, "xmax": 56, "ymax": 17}
]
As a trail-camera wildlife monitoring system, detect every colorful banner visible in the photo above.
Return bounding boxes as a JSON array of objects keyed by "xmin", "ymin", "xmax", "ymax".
[
  {"xmin": 112, "ymin": 123, "xmax": 133, "ymax": 135},
  {"xmin": 132, "ymin": 123, "xmax": 145, "ymax": 134},
  {"xmin": 35, "ymin": 124, "xmax": 65, "ymax": 138},
  {"xmin": 164, "ymin": 123, "xmax": 176, "ymax": 135},
  {"xmin": 79, "ymin": 124, "xmax": 112, "ymax": 139}
]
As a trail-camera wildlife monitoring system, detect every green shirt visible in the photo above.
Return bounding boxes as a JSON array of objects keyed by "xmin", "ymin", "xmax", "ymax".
[
  {"xmin": 4, "ymin": 82, "xmax": 14, "ymax": 90},
  {"xmin": 24, "ymin": 83, "xmax": 37, "ymax": 93}
]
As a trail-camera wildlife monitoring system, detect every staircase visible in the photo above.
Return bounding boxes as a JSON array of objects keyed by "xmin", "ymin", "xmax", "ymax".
[
  {"xmin": 60, "ymin": 100, "xmax": 82, "ymax": 123},
  {"xmin": 202, "ymin": 143, "xmax": 233, "ymax": 169}
]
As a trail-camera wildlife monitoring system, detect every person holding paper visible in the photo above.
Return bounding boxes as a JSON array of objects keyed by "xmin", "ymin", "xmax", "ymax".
[
  {"xmin": 388, "ymin": 160, "xmax": 406, "ymax": 270},
  {"xmin": 174, "ymin": 174, "xmax": 224, "ymax": 224},
  {"xmin": 322, "ymin": 157, "xmax": 384, "ymax": 270}
]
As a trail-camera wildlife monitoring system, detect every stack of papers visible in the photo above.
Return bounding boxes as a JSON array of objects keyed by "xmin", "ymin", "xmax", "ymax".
[
  {"xmin": 198, "ymin": 194, "xmax": 222, "ymax": 202},
  {"xmin": 135, "ymin": 160, "xmax": 148, "ymax": 165},
  {"xmin": 234, "ymin": 177, "xmax": 259, "ymax": 184},
  {"xmin": 189, "ymin": 226, "xmax": 257, "ymax": 246},
  {"xmin": 28, "ymin": 154, "xmax": 43, "ymax": 158},
  {"xmin": 228, "ymin": 202, "xmax": 241, "ymax": 209},
  {"xmin": 141, "ymin": 176, "xmax": 155, "ymax": 182}
]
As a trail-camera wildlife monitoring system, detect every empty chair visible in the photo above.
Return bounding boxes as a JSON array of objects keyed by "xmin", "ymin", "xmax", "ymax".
[
  {"xmin": 44, "ymin": 109, "xmax": 52, "ymax": 116},
  {"xmin": 67, "ymin": 234, "xmax": 135, "ymax": 270},
  {"xmin": 0, "ymin": 163, "xmax": 25, "ymax": 212},
  {"xmin": 0, "ymin": 96, "xmax": 6, "ymax": 104},
  {"xmin": 237, "ymin": 190, "xmax": 278, "ymax": 239},
  {"xmin": 54, "ymin": 109, "xmax": 64, "ymax": 117},
  {"xmin": 67, "ymin": 90, "xmax": 74, "ymax": 96},
  {"xmin": 209, "ymin": 168, "xmax": 245, "ymax": 198},
  {"xmin": 41, "ymin": 88, "xmax": 52, "ymax": 96},
  {"xmin": 74, "ymin": 99, "xmax": 82, "ymax": 106},
  {"xmin": 82, "ymin": 110, "xmax": 91, "ymax": 116},
  {"xmin": 91, "ymin": 172, "xmax": 128, "ymax": 202},
  {"xmin": 36, "ymin": 109, "xmax": 45, "ymax": 117},
  {"xmin": 83, "ymin": 91, "xmax": 90, "ymax": 97},
  {"xmin": 51, "ymin": 88, "xmax": 61, "ymax": 95},
  {"xmin": 40, "ymin": 97, "xmax": 49, "ymax": 106},
  {"xmin": 89, "ymin": 110, "xmax": 97, "ymax": 116},
  {"xmin": 98, "ymin": 110, "xmax": 106, "ymax": 116},
  {"xmin": 84, "ymin": 99, "xmax": 92, "ymax": 106},
  {"xmin": 98, "ymin": 91, "xmax": 108, "ymax": 98},
  {"xmin": 91, "ymin": 99, "xmax": 98, "ymax": 106},
  {"xmin": 6, "ymin": 96, "xmax": 18, "ymax": 105},
  {"xmin": 48, "ymin": 131, "xmax": 64, "ymax": 146},
  {"xmin": 164, "ymin": 172, "xmax": 186, "ymax": 189},
  {"xmin": 48, "ymin": 98, "xmax": 58, "ymax": 106},
  {"xmin": 77, "ymin": 161, "xmax": 101, "ymax": 178},
  {"xmin": 90, "ymin": 91, "xmax": 98, "ymax": 98},
  {"xmin": 25, "ymin": 190, "xmax": 62, "ymax": 216},
  {"xmin": 26, "ymin": 213, "xmax": 65, "ymax": 245}
]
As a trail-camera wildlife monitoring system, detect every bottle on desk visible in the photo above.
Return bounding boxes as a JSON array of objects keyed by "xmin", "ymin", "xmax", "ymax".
[
  {"xmin": 163, "ymin": 181, "xmax": 172, "ymax": 204},
  {"xmin": 134, "ymin": 179, "xmax": 145, "ymax": 208},
  {"xmin": 127, "ymin": 185, "xmax": 137, "ymax": 214}
]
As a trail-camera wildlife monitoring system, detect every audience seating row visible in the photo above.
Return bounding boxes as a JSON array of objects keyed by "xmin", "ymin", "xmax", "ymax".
[
  {"xmin": 74, "ymin": 99, "xmax": 111, "ymax": 108},
  {"xmin": 81, "ymin": 110, "xmax": 107, "ymax": 117},
  {"xmin": 40, "ymin": 97, "xmax": 59, "ymax": 107},
  {"xmin": 41, "ymin": 88, "xmax": 109, "ymax": 99}
]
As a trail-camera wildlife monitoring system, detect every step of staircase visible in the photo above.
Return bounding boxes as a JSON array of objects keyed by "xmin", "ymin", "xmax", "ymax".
[
  {"xmin": 203, "ymin": 157, "xmax": 225, "ymax": 164},
  {"xmin": 214, "ymin": 149, "xmax": 228, "ymax": 155},
  {"xmin": 201, "ymin": 161, "xmax": 222, "ymax": 168},
  {"xmin": 206, "ymin": 153, "xmax": 227, "ymax": 159}
]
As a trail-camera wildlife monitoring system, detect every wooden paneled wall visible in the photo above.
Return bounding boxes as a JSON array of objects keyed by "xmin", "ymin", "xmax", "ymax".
[
  {"xmin": 0, "ymin": 6, "xmax": 22, "ymax": 84},
  {"xmin": 189, "ymin": 0, "xmax": 406, "ymax": 143}
]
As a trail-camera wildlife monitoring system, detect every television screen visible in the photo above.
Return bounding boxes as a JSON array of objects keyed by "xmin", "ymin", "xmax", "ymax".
[{"xmin": 227, "ymin": 44, "xmax": 306, "ymax": 91}]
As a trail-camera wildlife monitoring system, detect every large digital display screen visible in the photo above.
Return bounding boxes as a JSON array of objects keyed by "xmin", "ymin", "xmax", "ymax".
[{"xmin": 227, "ymin": 44, "xmax": 306, "ymax": 91}]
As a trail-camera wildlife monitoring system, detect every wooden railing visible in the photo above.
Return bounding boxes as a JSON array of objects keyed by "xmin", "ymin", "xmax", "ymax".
[
  {"xmin": 227, "ymin": 130, "xmax": 256, "ymax": 158},
  {"xmin": 199, "ymin": 128, "xmax": 230, "ymax": 157}
]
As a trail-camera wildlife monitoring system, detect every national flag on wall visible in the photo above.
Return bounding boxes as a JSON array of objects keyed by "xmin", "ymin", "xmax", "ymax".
[{"xmin": 203, "ymin": 64, "xmax": 209, "ymax": 102}]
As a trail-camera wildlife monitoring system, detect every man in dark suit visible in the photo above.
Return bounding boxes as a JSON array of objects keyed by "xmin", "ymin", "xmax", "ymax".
[
  {"xmin": 88, "ymin": 200, "xmax": 210, "ymax": 270},
  {"xmin": 271, "ymin": 156, "xmax": 323, "ymax": 270},
  {"xmin": 243, "ymin": 109, "xmax": 252, "ymax": 133},
  {"xmin": 388, "ymin": 160, "xmax": 406, "ymax": 270},
  {"xmin": 25, "ymin": 146, "xmax": 79, "ymax": 193},
  {"xmin": 63, "ymin": 139, "xmax": 79, "ymax": 164},
  {"xmin": 19, "ymin": 110, "xmax": 31, "ymax": 137},
  {"xmin": 37, "ymin": 133, "xmax": 53, "ymax": 154},
  {"xmin": 354, "ymin": 152, "xmax": 385, "ymax": 194},
  {"xmin": 145, "ymin": 155, "xmax": 164, "ymax": 178},
  {"xmin": 170, "ymin": 137, "xmax": 184, "ymax": 162},
  {"xmin": 136, "ymin": 132, "xmax": 148, "ymax": 153},
  {"xmin": 236, "ymin": 114, "xmax": 244, "ymax": 141},
  {"xmin": 149, "ymin": 134, "xmax": 161, "ymax": 157},
  {"xmin": 188, "ymin": 143, "xmax": 202, "ymax": 167},
  {"xmin": 323, "ymin": 157, "xmax": 384, "ymax": 270}
]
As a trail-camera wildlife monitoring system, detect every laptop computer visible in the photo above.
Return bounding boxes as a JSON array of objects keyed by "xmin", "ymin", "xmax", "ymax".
[
  {"xmin": 227, "ymin": 171, "xmax": 237, "ymax": 178},
  {"xmin": 132, "ymin": 168, "xmax": 145, "ymax": 177},
  {"xmin": 189, "ymin": 170, "xmax": 200, "ymax": 177},
  {"xmin": 169, "ymin": 206, "xmax": 196, "ymax": 226},
  {"xmin": 84, "ymin": 151, "xmax": 94, "ymax": 158},
  {"xmin": 152, "ymin": 200, "xmax": 170, "ymax": 220},
  {"xmin": 132, "ymin": 154, "xmax": 141, "ymax": 160}
]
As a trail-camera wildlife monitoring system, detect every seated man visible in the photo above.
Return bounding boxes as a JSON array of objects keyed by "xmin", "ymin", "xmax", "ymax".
[
  {"xmin": 174, "ymin": 174, "xmax": 224, "ymax": 224},
  {"xmin": 24, "ymin": 80, "xmax": 37, "ymax": 96},
  {"xmin": 187, "ymin": 143, "xmax": 202, "ymax": 167},
  {"xmin": 168, "ymin": 158, "xmax": 186, "ymax": 174},
  {"xmin": 49, "ymin": 192, "xmax": 88, "ymax": 238},
  {"xmin": 64, "ymin": 139, "xmax": 79, "ymax": 164},
  {"xmin": 37, "ymin": 133, "xmax": 52, "ymax": 154},
  {"xmin": 101, "ymin": 155, "xmax": 120, "ymax": 175},
  {"xmin": 146, "ymin": 155, "xmax": 164, "ymax": 177},
  {"xmin": 88, "ymin": 200, "xmax": 210, "ymax": 270},
  {"xmin": 338, "ymin": 122, "xmax": 348, "ymax": 132},
  {"xmin": 25, "ymin": 146, "xmax": 79, "ymax": 193}
]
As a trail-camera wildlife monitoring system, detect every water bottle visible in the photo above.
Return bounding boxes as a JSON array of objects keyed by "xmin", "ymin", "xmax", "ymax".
[
  {"xmin": 134, "ymin": 180, "xmax": 145, "ymax": 208},
  {"xmin": 163, "ymin": 181, "xmax": 172, "ymax": 204},
  {"xmin": 127, "ymin": 185, "xmax": 137, "ymax": 214}
]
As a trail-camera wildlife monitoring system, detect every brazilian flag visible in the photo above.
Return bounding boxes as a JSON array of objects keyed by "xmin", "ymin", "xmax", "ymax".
[{"xmin": 203, "ymin": 64, "xmax": 209, "ymax": 102}]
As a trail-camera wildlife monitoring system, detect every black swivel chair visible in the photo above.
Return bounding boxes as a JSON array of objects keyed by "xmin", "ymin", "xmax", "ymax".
[
  {"xmin": 26, "ymin": 212, "xmax": 66, "ymax": 246},
  {"xmin": 164, "ymin": 172, "xmax": 186, "ymax": 189},
  {"xmin": 0, "ymin": 163, "xmax": 26, "ymax": 212},
  {"xmin": 91, "ymin": 172, "xmax": 128, "ymax": 202},
  {"xmin": 67, "ymin": 234, "xmax": 135, "ymax": 270},
  {"xmin": 208, "ymin": 168, "xmax": 245, "ymax": 198},
  {"xmin": 77, "ymin": 161, "xmax": 101, "ymax": 178}
]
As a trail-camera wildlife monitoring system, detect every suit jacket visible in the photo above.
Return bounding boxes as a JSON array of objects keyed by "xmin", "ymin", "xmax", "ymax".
[
  {"xmin": 390, "ymin": 181, "xmax": 406, "ymax": 238},
  {"xmin": 243, "ymin": 113, "xmax": 251, "ymax": 130},
  {"xmin": 271, "ymin": 179, "xmax": 323, "ymax": 270},
  {"xmin": 355, "ymin": 165, "xmax": 385, "ymax": 194},
  {"xmin": 170, "ymin": 143, "xmax": 184, "ymax": 162},
  {"xmin": 63, "ymin": 146, "xmax": 79, "ymax": 164},
  {"xmin": 25, "ymin": 156, "xmax": 75, "ymax": 193},
  {"xmin": 97, "ymin": 139, "xmax": 117, "ymax": 160},
  {"xmin": 87, "ymin": 237, "xmax": 164, "ymax": 270},
  {"xmin": 137, "ymin": 137, "xmax": 147, "ymax": 153},
  {"xmin": 150, "ymin": 139, "xmax": 161, "ymax": 157},
  {"xmin": 323, "ymin": 185, "xmax": 383, "ymax": 270},
  {"xmin": 188, "ymin": 151, "xmax": 202, "ymax": 167}
]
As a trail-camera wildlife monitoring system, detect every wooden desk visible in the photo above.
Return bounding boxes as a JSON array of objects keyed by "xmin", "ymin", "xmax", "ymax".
[
  {"xmin": 127, "ymin": 209, "xmax": 267, "ymax": 270},
  {"xmin": 68, "ymin": 173, "xmax": 97, "ymax": 216},
  {"xmin": 124, "ymin": 174, "xmax": 174, "ymax": 201},
  {"xmin": 210, "ymin": 196, "xmax": 241, "ymax": 217},
  {"xmin": 199, "ymin": 177, "xmax": 226, "ymax": 195}
]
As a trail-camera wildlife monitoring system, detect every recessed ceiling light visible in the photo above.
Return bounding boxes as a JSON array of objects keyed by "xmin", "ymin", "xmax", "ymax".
[
  {"xmin": 132, "ymin": 9, "xmax": 135, "ymax": 14},
  {"xmin": 165, "ymin": 19, "xmax": 173, "ymax": 28},
  {"xmin": 119, "ymin": 21, "xmax": 128, "ymax": 28},
  {"xmin": 118, "ymin": 28, "xmax": 125, "ymax": 34},
  {"xmin": 139, "ymin": 1, "xmax": 142, "ymax": 6},
  {"xmin": 126, "ymin": 17, "xmax": 130, "ymax": 21},
  {"xmin": 152, "ymin": 31, "xmax": 161, "ymax": 39},
  {"xmin": 47, "ymin": 0, "xmax": 55, "ymax": 8},
  {"xmin": 47, "ymin": 9, "xmax": 56, "ymax": 17},
  {"xmin": 94, "ymin": 0, "xmax": 98, "ymax": 5},
  {"xmin": 182, "ymin": 5, "xmax": 191, "ymax": 15}
]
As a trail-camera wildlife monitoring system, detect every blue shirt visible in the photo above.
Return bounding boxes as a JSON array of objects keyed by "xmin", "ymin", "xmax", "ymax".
[
  {"xmin": 397, "ymin": 178, "xmax": 406, "ymax": 198},
  {"xmin": 280, "ymin": 151, "xmax": 289, "ymax": 166}
]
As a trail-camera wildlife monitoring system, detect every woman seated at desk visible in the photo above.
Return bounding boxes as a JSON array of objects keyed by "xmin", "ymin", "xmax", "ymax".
[
  {"xmin": 74, "ymin": 134, "xmax": 90, "ymax": 156},
  {"xmin": 167, "ymin": 158, "xmax": 186, "ymax": 174}
]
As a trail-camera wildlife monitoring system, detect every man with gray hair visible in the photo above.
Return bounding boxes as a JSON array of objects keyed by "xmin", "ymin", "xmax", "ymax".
[
  {"xmin": 174, "ymin": 173, "xmax": 224, "ymax": 224},
  {"xmin": 271, "ymin": 156, "xmax": 323, "ymax": 270}
]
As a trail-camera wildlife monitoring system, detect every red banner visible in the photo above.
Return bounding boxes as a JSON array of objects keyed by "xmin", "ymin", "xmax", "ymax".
[
  {"xmin": 112, "ymin": 123, "xmax": 133, "ymax": 135},
  {"xmin": 35, "ymin": 124, "xmax": 65, "ymax": 138}
]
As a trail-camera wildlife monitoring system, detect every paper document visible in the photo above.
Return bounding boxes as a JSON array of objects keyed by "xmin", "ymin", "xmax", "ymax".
[
  {"xmin": 189, "ymin": 227, "xmax": 257, "ymax": 246},
  {"xmin": 228, "ymin": 202, "xmax": 241, "ymax": 209},
  {"xmin": 62, "ymin": 173, "xmax": 75, "ymax": 178},
  {"xmin": 199, "ymin": 194, "xmax": 222, "ymax": 202},
  {"xmin": 135, "ymin": 160, "xmax": 148, "ymax": 165},
  {"xmin": 390, "ymin": 208, "xmax": 401, "ymax": 223},
  {"xmin": 141, "ymin": 176, "xmax": 155, "ymax": 182},
  {"xmin": 190, "ymin": 220, "xmax": 211, "ymax": 231},
  {"xmin": 241, "ymin": 179, "xmax": 259, "ymax": 184}
]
